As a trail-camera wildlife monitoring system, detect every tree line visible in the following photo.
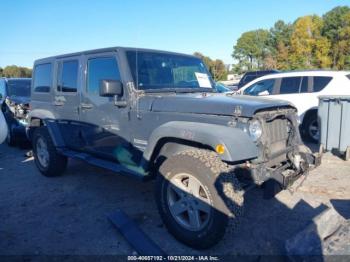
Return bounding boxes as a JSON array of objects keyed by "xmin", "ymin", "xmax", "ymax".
[
  {"xmin": 232, "ymin": 6, "xmax": 350, "ymax": 72},
  {"xmin": 0, "ymin": 65, "xmax": 32, "ymax": 78},
  {"xmin": 193, "ymin": 52, "xmax": 227, "ymax": 81}
]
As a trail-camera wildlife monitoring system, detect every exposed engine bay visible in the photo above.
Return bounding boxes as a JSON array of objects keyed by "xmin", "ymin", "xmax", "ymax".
[{"xmin": 4, "ymin": 97, "xmax": 30, "ymax": 121}]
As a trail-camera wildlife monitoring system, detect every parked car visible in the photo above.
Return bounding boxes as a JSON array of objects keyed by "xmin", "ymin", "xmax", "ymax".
[
  {"xmin": 27, "ymin": 47, "xmax": 319, "ymax": 249},
  {"xmin": 237, "ymin": 70, "xmax": 279, "ymax": 89},
  {"xmin": 0, "ymin": 78, "xmax": 31, "ymax": 146},
  {"xmin": 236, "ymin": 71, "xmax": 350, "ymax": 143}
]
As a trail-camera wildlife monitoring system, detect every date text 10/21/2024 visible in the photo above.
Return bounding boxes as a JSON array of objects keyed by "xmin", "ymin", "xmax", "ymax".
[{"xmin": 127, "ymin": 256, "xmax": 220, "ymax": 261}]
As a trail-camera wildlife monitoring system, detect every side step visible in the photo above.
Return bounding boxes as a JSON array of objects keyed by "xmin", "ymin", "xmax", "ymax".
[{"xmin": 57, "ymin": 148, "xmax": 152, "ymax": 181}]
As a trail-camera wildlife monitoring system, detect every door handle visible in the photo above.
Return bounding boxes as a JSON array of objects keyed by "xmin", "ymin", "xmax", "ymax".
[
  {"xmin": 53, "ymin": 101, "xmax": 64, "ymax": 106},
  {"xmin": 80, "ymin": 103, "xmax": 93, "ymax": 109}
]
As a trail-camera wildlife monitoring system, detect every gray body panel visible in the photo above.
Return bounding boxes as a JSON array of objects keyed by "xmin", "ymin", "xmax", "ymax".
[{"xmin": 150, "ymin": 93, "xmax": 292, "ymax": 117}]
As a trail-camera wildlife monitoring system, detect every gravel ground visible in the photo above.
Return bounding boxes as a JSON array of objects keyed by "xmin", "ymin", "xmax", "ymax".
[{"xmin": 0, "ymin": 143, "xmax": 349, "ymax": 256}]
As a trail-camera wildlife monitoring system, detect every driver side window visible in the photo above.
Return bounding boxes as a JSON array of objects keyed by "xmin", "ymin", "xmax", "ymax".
[
  {"xmin": 244, "ymin": 79, "xmax": 275, "ymax": 96},
  {"xmin": 87, "ymin": 57, "xmax": 121, "ymax": 95}
]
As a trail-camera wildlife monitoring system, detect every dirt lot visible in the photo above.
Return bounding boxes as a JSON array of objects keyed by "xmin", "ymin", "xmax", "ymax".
[{"xmin": 0, "ymin": 143, "xmax": 349, "ymax": 256}]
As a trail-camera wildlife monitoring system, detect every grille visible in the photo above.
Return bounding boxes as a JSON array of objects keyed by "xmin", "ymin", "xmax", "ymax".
[
  {"xmin": 264, "ymin": 118, "xmax": 290, "ymax": 165},
  {"xmin": 266, "ymin": 118, "xmax": 289, "ymax": 143}
]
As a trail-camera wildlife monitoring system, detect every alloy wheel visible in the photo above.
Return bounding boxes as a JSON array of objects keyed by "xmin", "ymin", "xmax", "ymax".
[{"xmin": 167, "ymin": 173, "xmax": 212, "ymax": 231}]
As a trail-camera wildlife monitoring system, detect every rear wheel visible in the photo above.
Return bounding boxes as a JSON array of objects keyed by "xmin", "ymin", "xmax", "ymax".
[
  {"xmin": 32, "ymin": 127, "xmax": 67, "ymax": 177},
  {"xmin": 302, "ymin": 111, "xmax": 319, "ymax": 143},
  {"xmin": 155, "ymin": 149, "xmax": 244, "ymax": 249}
]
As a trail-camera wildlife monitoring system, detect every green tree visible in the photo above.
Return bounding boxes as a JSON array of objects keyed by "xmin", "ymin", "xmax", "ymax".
[
  {"xmin": 193, "ymin": 52, "xmax": 213, "ymax": 69},
  {"xmin": 212, "ymin": 59, "xmax": 227, "ymax": 81},
  {"xmin": 0, "ymin": 67, "xmax": 3, "ymax": 77},
  {"xmin": 193, "ymin": 52, "xmax": 227, "ymax": 81},
  {"xmin": 232, "ymin": 6, "xmax": 350, "ymax": 72},
  {"xmin": 267, "ymin": 20, "xmax": 293, "ymax": 69},
  {"xmin": 232, "ymin": 29, "xmax": 270, "ymax": 70},
  {"xmin": 323, "ymin": 6, "xmax": 350, "ymax": 68},
  {"xmin": 336, "ymin": 13, "xmax": 350, "ymax": 69},
  {"xmin": 2, "ymin": 65, "xmax": 32, "ymax": 78},
  {"xmin": 289, "ymin": 15, "xmax": 331, "ymax": 69}
]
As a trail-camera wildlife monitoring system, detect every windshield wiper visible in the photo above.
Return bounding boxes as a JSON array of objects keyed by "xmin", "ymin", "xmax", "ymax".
[
  {"xmin": 144, "ymin": 88, "xmax": 214, "ymax": 94},
  {"xmin": 174, "ymin": 88, "xmax": 215, "ymax": 93}
]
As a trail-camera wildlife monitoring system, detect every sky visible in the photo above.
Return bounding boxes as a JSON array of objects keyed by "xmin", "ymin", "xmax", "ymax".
[{"xmin": 1, "ymin": 0, "xmax": 349, "ymax": 68}]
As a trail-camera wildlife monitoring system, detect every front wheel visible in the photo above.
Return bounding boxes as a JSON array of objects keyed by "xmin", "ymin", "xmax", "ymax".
[
  {"xmin": 32, "ymin": 127, "xmax": 67, "ymax": 177},
  {"xmin": 155, "ymin": 149, "xmax": 244, "ymax": 249}
]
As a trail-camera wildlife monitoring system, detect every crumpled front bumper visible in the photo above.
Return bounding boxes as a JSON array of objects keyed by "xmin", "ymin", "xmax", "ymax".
[
  {"xmin": 279, "ymin": 151, "xmax": 322, "ymax": 189},
  {"xmin": 247, "ymin": 148, "xmax": 322, "ymax": 189}
]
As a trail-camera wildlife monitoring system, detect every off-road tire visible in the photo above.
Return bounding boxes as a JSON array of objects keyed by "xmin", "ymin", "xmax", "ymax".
[
  {"xmin": 32, "ymin": 127, "xmax": 67, "ymax": 177},
  {"xmin": 155, "ymin": 149, "xmax": 244, "ymax": 249},
  {"xmin": 302, "ymin": 111, "xmax": 319, "ymax": 143}
]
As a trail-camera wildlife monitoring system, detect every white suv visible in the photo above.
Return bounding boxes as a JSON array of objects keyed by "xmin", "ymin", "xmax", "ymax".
[{"xmin": 237, "ymin": 71, "xmax": 350, "ymax": 143}]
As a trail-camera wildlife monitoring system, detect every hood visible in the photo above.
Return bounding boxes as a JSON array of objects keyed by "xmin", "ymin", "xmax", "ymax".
[
  {"xmin": 7, "ymin": 95, "xmax": 30, "ymax": 105},
  {"xmin": 148, "ymin": 93, "xmax": 294, "ymax": 117}
]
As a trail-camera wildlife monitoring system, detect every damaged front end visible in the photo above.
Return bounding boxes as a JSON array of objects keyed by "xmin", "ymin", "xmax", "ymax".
[
  {"xmin": 238, "ymin": 107, "xmax": 321, "ymax": 190},
  {"xmin": 3, "ymin": 96, "xmax": 30, "ymax": 139}
]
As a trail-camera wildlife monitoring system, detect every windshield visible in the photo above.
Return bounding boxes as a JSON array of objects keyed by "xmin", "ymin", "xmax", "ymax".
[
  {"xmin": 126, "ymin": 51, "xmax": 215, "ymax": 92},
  {"xmin": 7, "ymin": 80, "xmax": 31, "ymax": 97}
]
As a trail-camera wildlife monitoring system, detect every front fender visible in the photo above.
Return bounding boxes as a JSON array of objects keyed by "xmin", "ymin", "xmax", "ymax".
[
  {"xmin": 143, "ymin": 121, "xmax": 258, "ymax": 162},
  {"xmin": 28, "ymin": 109, "xmax": 56, "ymax": 124}
]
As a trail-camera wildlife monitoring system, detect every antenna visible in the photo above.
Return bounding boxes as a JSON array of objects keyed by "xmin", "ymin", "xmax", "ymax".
[{"xmin": 136, "ymin": 47, "xmax": 140, "ymax": 119}]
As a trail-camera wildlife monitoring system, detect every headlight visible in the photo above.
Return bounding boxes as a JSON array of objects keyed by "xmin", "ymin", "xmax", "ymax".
[{"xmin": 248, "ymin": 119, "xmax": 262, "ymax": 141}]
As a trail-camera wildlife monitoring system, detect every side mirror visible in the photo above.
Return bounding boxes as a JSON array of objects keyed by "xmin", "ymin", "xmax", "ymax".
[{"xmin": 99, "ymin": 80, "xmax": 123, "ymax": 97}]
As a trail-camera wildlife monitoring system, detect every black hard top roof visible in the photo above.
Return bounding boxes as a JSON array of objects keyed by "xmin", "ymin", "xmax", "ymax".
[{"xmin": 34, "ymin": 46, "xmax": 197, "ymax": 64}]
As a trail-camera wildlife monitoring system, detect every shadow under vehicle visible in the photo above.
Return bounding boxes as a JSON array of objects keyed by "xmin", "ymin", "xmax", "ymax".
[
  {"xmin": 27, "ymin": 47, "xmax": 320, "ymax": 249},
  {"xmin": 0, "ymin": 78, "xmax": 31, "ymax": 147}
]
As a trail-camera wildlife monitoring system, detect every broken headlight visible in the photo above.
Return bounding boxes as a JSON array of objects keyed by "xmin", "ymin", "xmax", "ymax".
[{"xmin": 248, "ymin": 119, "xmax": 262, "ymax": 141}]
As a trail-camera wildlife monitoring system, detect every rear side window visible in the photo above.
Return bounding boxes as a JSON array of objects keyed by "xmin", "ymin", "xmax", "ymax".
[
  {"xmin": 313, "ymin": 76, "xmax": 332, "ymax": 92},
  {"xmin": 33, "ymin": 63, "xmax": 52, "ymax": 93},
  {"xmin": 87, "ymin": 57, "xmax": 121, "ymax": 95},
  {"xmin": 57, "ymin": 60, "xmax": 79, "ymax": 92},
  {"xmin": 279, "ymin": 77, "xmax": 302, "ymax": 94}
]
